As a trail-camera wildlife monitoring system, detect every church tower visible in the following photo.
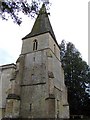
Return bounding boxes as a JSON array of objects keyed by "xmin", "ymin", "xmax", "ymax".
[{"xmin": 5, "ymin": 4, "xmax": 69, "ymax": 119}]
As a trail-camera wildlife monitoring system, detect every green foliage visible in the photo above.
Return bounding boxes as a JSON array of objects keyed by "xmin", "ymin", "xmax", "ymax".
[{"xmin": 60, "ymin": 40, "xmax": 90, "ymax": 116}]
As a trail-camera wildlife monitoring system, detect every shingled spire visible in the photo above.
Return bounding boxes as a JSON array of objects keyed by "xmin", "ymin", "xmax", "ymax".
[{"xmin": 22, "ymin": 4, "xmax": 56, "ymax": 41}]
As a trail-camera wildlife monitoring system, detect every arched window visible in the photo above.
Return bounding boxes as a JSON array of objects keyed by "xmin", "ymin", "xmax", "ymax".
[{"xmin": 33, "ymin": 39, "xmax": 38, "ymax": 51}]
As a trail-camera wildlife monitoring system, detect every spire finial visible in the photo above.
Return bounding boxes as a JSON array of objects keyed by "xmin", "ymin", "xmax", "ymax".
[{"xmin": 39, "ymin": 3, "xmax": 47, "ymax": 14}]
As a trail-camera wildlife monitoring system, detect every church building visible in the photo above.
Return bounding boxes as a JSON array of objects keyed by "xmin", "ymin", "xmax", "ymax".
[{"xmin": 0, "ymin": 4, "xmax": 69, "ymax": 119}]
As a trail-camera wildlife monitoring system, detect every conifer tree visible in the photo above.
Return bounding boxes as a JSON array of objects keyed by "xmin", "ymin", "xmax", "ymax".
[{"xmin": 60, "ymin": 40, "xmax": 90, "ymax": 116}]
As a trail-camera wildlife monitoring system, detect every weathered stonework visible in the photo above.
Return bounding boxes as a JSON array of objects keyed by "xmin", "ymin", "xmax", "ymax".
[
  {"xmin": 0, "ymin": 64, "xmax": 16, "ymax": 119},
  {"xmin": 19, "ymin": 31, "xmax": 69, "ymax": 118},
  {"xmin": 0, "ymin": 4, "xmax": 69, "ymax": 119}
]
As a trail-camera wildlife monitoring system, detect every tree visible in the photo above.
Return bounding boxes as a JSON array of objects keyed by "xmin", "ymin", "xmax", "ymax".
[
  {"xmin": 60, "ymin": 40, "xmax": 90, "ymax": 116},
  {"xmin": 0, "ymin": 0, "xmax": 50, "ymax": 25}
]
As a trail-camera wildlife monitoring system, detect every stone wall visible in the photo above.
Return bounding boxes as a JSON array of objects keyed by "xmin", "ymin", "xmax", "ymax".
[
  {"xmin": 21, "ymin": 33, "xmax": 49, "ymax": 55},
  {"xmin": 20, "ymin": 49, "xmax": 48, "ymax": 118},
  {"xmin": 19, "ymin": 32, "xmax": 69, "ymax": 118},
  {"xmin": 0, "ymin": 64, "xmax": 16, "ymax": 119}
]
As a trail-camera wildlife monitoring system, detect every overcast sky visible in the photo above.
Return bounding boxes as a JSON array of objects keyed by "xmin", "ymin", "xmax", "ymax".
[{"xmin": 0, "ymin": 0, "xmax": 88, "ymax": 65}]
